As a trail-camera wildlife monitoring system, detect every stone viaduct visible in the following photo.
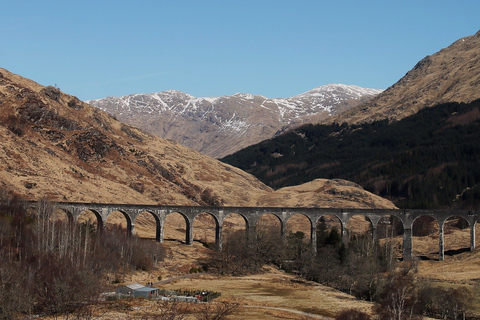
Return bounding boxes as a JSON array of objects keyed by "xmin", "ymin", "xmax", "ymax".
[{"xmin": 31, "ymin": 202, "xmax": 480, "ymax": 261}]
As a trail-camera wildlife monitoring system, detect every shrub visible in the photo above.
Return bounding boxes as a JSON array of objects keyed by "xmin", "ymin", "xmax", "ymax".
[{"xmin": 336, "ymin": 309, "xmax": 371, "ymax": 320}]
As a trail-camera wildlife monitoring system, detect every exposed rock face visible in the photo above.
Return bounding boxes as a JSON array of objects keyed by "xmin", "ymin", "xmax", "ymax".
[
  {"xmin": 87, "ymin": 84, "xmax": 381, "ymax": 158},
  {"xmin": 327, "ymin": 30, "xmax": 480, "ymax": 125},
  {"xmin": 0, "ymin": 67, "xmax": 395, "ymax": 209}
]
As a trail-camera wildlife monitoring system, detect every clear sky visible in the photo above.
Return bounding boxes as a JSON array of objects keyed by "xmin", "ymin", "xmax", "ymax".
[{"xmin": 2, "ymin": 1, "xmax": 479, "ymax": 100}]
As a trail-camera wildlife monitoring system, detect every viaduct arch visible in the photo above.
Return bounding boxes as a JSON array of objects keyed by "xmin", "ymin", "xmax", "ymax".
[{"xmin": 32, "ymin": 202, "xmax": 480, "ymax": 261}]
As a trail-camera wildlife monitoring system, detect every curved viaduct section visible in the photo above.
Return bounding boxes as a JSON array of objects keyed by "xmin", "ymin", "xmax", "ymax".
[{"xmin": 42, "ymin": 202, "xmax": 479, "ymax": 261}]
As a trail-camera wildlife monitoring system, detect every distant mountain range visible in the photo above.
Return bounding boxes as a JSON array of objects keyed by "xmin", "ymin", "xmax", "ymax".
[{"xmin": 87, "ymin": 84, "xmax": 382, "ymax": 158}]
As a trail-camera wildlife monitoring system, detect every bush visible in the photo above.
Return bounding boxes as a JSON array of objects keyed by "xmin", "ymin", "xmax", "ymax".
[{"xmin": 336, "ymin": 309, "xmax": 371, "ymax": 320}]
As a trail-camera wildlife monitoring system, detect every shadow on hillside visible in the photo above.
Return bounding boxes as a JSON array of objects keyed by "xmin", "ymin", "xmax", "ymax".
[
  {"xmin": 444, "ymin": 247, "xmax": 470, "ymax": 256},
  {"xmin": 414, "ymin": 247, "xmax": 471, "ymax": 261},
  {"xmin": 415, "ymin": 255, "xmax": 437, "ymax": 261},
  {"xmin": 164, "ymin": 238, "xmax": 187, "ymax": 244}
]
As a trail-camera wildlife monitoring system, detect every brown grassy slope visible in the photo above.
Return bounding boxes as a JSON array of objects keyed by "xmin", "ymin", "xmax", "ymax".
[
  {"xmin": 0, "ymin": 67, "xmax": 395, "ymax": 209},
  {"xmin": 257, "ymin": 178, "xmax": 394, "ymax": 209},
  {"xmin": 0, "ymin": 67, "xmax": 268, "ymax": 205},
  {"xmin": 117, "ymin": 243, "xmax": 375, "ymax": 320},
  {"xmin": 124, "ymin": 236, "xmax": 480, "ymax": 320},
  {"xmin": 326, "ymin": 30, "xmax": 480, "ymax": 125}
]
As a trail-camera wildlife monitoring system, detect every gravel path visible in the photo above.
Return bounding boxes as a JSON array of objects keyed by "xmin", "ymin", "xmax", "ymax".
[
  {"xmin": 244, "ymin": 305, "xmax": 332, "ymax": 319},
  {"xmin": 153, "ymin": 273, "xmax": 207, "ymax": 286}
]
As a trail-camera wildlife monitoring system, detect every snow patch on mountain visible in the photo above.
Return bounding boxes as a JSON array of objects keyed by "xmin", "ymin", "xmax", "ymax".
[
  {"xmin": 295, "ymin": 84, "xmax": 383, "ymax": 98},
  {"xmin": 87, "ymin": 84, "xmax": 382, "ymax": 158}
]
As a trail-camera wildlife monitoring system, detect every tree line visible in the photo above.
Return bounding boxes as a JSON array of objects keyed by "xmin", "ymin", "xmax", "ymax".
[
  {"xmin": 221, "ymin": 99, "xmax": 480, "ymax": 209},
  {"xmin": 0, "ymin": 193, "xmax": 165, "ymax": 319}
]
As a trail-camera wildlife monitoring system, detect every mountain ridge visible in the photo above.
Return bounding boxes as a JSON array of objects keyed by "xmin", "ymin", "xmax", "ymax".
[
  {"xmin": 326, "ymin": 30, "xmax": 480, "ymax": 125},
  {"xmin": 88, "ymin": 84, "xmax": 381, "ymax": 158}
]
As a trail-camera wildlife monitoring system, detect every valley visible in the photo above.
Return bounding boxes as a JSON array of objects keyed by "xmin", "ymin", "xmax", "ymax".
[
  {"xmin": 75, "ymin": 227, "xmax": 480, "ymax": 319},
  {"xmin": 0, "ymin": 67, "xmax": 392, "ymax": 209},
  {"xmin": 1, "ymin": 28, "xmax": 480, "ymax": 319}
]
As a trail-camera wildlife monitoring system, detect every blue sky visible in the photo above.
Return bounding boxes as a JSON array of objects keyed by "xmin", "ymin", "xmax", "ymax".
[{"xmin": 2, "ymin": 1, "xmax": 479, "ymax": 100}]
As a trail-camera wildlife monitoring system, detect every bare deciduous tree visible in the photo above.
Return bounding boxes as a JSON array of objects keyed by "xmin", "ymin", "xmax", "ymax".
[
  {"xmin": 375, "ymin": 272, "xmax": 419, "ymax": 320},
  {"xmin": 418, "ymin": 284, "xmax": 472, "ymax": 320},
  {"xmin": 134, "ymin": 300, "xmax": 190, "ymax": 320},
  {"xmin": 195, "ymin": 302, "xmax": 238, "ymax": 320},
  {"xmin": 0, "ymin": 263, "xmax": 33, "ymax": 320},
  {"xmin": 335, "ymin": 309, "xmax": 371, "ymax": 320},
  {"xmin": 0, "ymin": 194, "xmax": 167, "ymax": 319}
]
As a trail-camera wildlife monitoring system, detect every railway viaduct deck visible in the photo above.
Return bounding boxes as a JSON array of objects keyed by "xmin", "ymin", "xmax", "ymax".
[{"xmin": 31, "ymin": 202, "xmax": 480, "ymax": 261}]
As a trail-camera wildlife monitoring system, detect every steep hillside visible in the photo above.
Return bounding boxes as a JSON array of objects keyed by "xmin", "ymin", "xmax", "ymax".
[
  {"xmin": 0, "ymin": 67, "xmax": 394, "ymax": 209},
  {"xmin": 327, "ymin": 30, "xmax": 480, "ymax": 125},
  {"xmin": 87, "ymin": 85, "xmax": 381, "ymax": 158},
  {"xmin": 222, "ymin": 99, "xmax": 480, "ymax": 208},
  {"xmin": 0, "ymin": 68, "xmax": 267, "ymax": 206},
  {"xmin": 222, "ymin": 31, "xmax": 480, "ymax": 209}
]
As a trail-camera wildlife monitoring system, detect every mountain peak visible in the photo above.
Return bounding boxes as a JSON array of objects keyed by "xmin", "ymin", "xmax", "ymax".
[
  {"xmin": 295, "ymin": 84, "xmax": 383, "ymax": 98},
  {"xmin": 163, "ymin": 89, "xmax": 187, "ymax": 95},
  {"xmin": 89, "ymin": 84, "xmax": 381, "ymax": 158},
  {"xmin": 232, "ymin": 92, "xmax": 258, "ymax": 99},
  {"xmin": 327, "ymin": 31, "xmax": 480, "ymax": 125}
]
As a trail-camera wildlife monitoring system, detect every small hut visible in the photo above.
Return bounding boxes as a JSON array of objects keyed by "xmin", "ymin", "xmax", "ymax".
[{"xmin": 116, "ymin": 283, "xmax": 159, "ymax": 298}]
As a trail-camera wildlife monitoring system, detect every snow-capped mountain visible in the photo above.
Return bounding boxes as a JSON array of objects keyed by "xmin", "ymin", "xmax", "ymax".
[{"xmin": 87, "ymin": 84, "xmax": 382, "ymax": 158}]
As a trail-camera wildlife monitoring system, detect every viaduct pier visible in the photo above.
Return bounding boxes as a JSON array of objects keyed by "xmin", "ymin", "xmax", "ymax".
[{"xmin": 34, "ymin": 202, "xmax": 480, "ymax": 261}]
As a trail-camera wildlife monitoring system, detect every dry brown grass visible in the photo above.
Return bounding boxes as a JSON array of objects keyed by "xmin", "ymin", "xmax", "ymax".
[
  {"xmin": 94, "ymin": 241, "xmax": 375, "ymax": 320},
  {"xmin": 326, "ymin": 31, "xmax": 480, "ymax": 126},
  {"xmin": 156, "ymin": 267, "xmax": 373, "ymax": 319},
  {"xmin": 34, "ymin": 221, "xmax": 480, "ymax": 320},
  {"xmin": 414, "ymin": 226, "xmax": 480, "ymax": 284}
]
